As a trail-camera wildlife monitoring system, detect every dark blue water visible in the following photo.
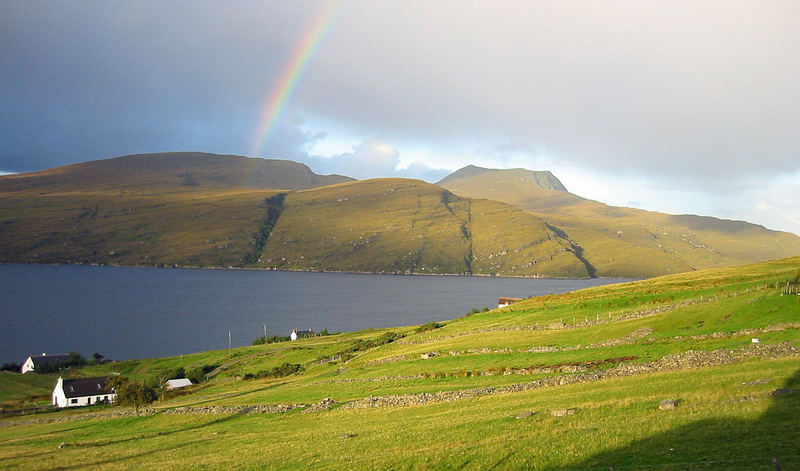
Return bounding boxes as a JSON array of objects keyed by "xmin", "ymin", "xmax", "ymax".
[{"xmin": 0, "ymin": 264, "xmax": 631, "ymax": 363}]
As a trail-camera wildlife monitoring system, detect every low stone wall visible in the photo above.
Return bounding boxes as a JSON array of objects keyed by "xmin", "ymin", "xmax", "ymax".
[{"xmin": 338, "ymin": 341, "xmax": 800, "ymax": 410}]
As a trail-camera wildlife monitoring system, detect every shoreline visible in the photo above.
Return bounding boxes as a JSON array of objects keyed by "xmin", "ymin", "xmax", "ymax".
[{"xmin": 0, "ymin": 261, "xmax": 636, "ymax": 282}]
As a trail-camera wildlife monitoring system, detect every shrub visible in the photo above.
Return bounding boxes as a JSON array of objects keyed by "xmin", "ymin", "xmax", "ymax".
[
  {"xmin": 107, "ymin": 376, "xmax": 156, "ymax": 412},
  {"xmin": 186, "ymin": 365, "xmax": 217, "ymax": 383},
  {"xmin": 247, "ymin": 363, "xmax": 304, "ymax": 380},
  {"xmin": 169, "ymin": 366, "xmax": 186, "ymax": 380},
  {"xmin": 0, "ymin": 362, "xmax": 21, "ymax": 372},
  {"xmin": 252, "ymin": 335, "xmax": 292, "ymax": 345},
  {"xmin": 414, "ymin": 322, "xmax": 443, "ymax": 333}
]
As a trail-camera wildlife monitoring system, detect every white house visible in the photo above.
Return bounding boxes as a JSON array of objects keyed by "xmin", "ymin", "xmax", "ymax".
[
  {"xmin": 165, "ymin": 378, "xmax": 192, "ymax": 390},
  {"xmin": 497, "ymin": 297, "xmax": 523, "ymax": 309},
  {"xmin": 21, "ymin": 353, "xmax": 71, "ymax": 374},
  {"xmin": 290, "ymin": 328, "xmax": 314, "ymax": 341},
  {"xmin": 52, "ymin": 377, "xmax": 116, "ymax": 408}
]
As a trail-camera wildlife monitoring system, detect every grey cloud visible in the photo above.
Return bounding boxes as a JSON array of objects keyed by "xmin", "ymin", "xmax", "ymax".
[
  {"xmin": 1, "ymin": 0, "xmax": 798, "ymax": 193},
  {"xmin": 302, "ymin": 138, "xmax": 400, "ymax": 180}
]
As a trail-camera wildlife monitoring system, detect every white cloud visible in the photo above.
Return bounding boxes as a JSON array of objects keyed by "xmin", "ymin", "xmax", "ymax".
[{"xmin": 309, "ymin": 138, "xmax": 400, "ymax": 180}]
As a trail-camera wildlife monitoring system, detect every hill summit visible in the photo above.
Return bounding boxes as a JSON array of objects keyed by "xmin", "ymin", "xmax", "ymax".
[
  {"xmin": 438, "ymin": 165, "xmax": 800, "ymax": 277},
  {"xmin": 438, "ymin": 165, "xmax": 568, "ymax": 192},
  {"xmin": 2, "ymin": 153, "xmax": 799, "ymax": 278}
]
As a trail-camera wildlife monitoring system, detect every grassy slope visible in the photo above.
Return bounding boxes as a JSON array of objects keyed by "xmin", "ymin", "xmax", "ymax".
[
  {"xmin": 257, "ymin": 178, "xmax": 589, "ymax": 277},
  {"xmin": 0, "ymin": 152, "xmax": 353, "ymax": 193},
  {"xmin": 438, "ymin": 167, "xmax": 800, "ymax": 278},
  {"xmin": 0, "ymin": 189, "xmax": 278, "ymax": 267},
  {"xmin": 0, "ymin": 153, "xmax": 350, "ymax": 267},
  {"xmin": 4, "ymin": 154, "xmax": 797, "ymax": 278},
  {"xmin": 0, "ymin": 155, "xmax": 589, "ymax": 276},
  {"xmin": 2, "ymin": 256, "xmax": 799, "ymax": 469}
]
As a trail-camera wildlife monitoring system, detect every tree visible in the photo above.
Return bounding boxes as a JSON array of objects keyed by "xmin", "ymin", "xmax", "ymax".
[{"xmin": 107, "ymin": 375, "xmax": 156, "ymax": 412}]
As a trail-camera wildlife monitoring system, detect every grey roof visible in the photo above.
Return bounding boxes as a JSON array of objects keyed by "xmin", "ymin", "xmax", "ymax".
[
  {"xmin": 166, "ymin": 378, "xmax": 192, "ymax": 389},
  {"xmin": 29, "ymin": 354, "xmax": 71, "ymax": 366},
  {"xmin": 62, "ymin": 377, "xmax": 113, "ymax": 398}
]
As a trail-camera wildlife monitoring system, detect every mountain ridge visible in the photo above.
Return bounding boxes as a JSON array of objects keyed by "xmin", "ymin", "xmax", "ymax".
[
  {"xmin": 2, "ymin": 153, "xmax": 798, "ymax": 278},
  {"xmin": 0, "ymin": 152, "xmax": 354, "ymax": 193},
  {"xmin": 437, "ymin": 165, "xmax": 568, "ymax": 192},
  {"xmin": 438, "ymin": 165, "xmax": 800, "ymax": 277}
]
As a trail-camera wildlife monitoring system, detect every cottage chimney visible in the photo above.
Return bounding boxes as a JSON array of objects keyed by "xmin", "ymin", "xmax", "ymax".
[{"xmin": 42, "ymin": 352, "xmax": 46, "ymax": 356}]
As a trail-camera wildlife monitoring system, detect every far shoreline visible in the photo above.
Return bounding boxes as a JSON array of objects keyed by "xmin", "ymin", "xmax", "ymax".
[{"xmin": 0, "ymin": 261, "xmax": 638, "ymax": 282}]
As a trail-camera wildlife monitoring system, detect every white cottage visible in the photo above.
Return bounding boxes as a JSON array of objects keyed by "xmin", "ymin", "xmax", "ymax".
[
  {"xmin": 497, "ymin": 297, "xmax": 523, "ymax": 309},
  {"xmin": 290, "ymin": 328, "xmax": 314, "ymax": 341},
  {"xmin": 21, "ymin": 353, "xmax": 71, "ymax": 374},
  {"xmin": 52, "ymin": 377, "xmax": 116, "ymax": 408}
]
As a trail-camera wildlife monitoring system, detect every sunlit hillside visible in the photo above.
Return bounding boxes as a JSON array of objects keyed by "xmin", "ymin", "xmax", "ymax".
[
  {"xmin": 256, "ymin": 178, "xmax": 590, "ymax": 277},
  {"xmin": 0, "ymin": 153, "xmax": 350, "ymax": 267},
  {"xmin": 439, "ymin": 166, "xmax": 800, "ymax": 278},
  {"xmin": 2, "ymin": 256, "xmax": 798, "ymax": 469}
]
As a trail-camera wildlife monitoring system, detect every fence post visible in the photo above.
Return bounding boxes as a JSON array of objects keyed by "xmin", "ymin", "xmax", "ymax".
[{"xmin": 774, "ymin": 457, "xmax": 782, "ymax": 471}]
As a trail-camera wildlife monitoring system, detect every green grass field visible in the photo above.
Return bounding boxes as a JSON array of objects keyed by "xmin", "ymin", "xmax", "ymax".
[{"xmin": 2, "ymin": 256, "xmax": 798, "ymax": 469}]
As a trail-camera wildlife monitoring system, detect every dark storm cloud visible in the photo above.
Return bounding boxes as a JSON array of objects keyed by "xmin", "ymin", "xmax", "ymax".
[
  {"xmin": 2, "ymin": 0, "xmax": 799, "ymax": 189},
  {"xmin": 1, "ymin": 1, "xmax": 301, "ymax": 171}
]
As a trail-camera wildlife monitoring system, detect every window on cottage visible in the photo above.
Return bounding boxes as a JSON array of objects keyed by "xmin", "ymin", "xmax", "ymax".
[{"xmin": 70, "ymin": 398, "xmax": 78, "ymax": 404}]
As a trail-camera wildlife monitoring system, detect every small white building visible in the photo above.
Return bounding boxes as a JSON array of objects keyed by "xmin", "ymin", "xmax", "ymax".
[
  {"xmin": 165, "ymin": 378, "xmax": 192, "ymax": 390},
  {"xmin": 497, "ymin": 297, "xmax": 523, "ymax": 309},
  {"xmin": 21, "ymin": 353, "xmax": 71, "ymax": 374},
  {"xmin": 52, "ymin": 377, "xmax": 116, "ymax": 408},
  {"xmin": 290, "ymin": 328, "xmax": 314, "ymax": 341}
]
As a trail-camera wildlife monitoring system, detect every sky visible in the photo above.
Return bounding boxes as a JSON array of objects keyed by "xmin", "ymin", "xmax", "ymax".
[{"xmin": 2, "ymin": 1, "xmax": 799, "ymax": 235}]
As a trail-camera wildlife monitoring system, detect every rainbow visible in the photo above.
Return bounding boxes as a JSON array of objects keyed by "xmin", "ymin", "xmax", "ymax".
[{"xmin": 249, "ymin": 0, "xmax": 342, "ymax": 157}]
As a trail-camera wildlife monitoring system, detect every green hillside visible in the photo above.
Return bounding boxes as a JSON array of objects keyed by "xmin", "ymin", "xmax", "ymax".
[
  {"xmin": 438, "ymin": 166, "xmax": 800, "ymax": 278},
  {"xmin": 0, "ymin": 156, "xmax": 593, "ymax": 277},
  {"xmin": 2, "ymin": 256, "xmax": 798, "ymax": 469},
  {"xmin": 0, "ymin": 153, "xmax": 350, "ymax": 267},
  {"xmin": 256, "ymin": 178, "xmax": 590, "ymax": 277},
  {"xmin": 3, "ymin": 153, "xmax": 799, "ymax": 278},
  {"xmin": 0, "ymin": 152, "xmax": 353, "ymax": 193}
]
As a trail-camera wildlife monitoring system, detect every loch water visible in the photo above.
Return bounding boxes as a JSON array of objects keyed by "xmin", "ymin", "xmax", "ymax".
[{"xmin": 0, "ymin": 264, "xmax": 632, "ymax": 363}]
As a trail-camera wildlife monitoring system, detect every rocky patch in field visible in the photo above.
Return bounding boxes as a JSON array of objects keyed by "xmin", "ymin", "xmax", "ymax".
[
  {"xmin": 302, "ymin": 397, "xmax": 338, "ymax": 413},
  {"xmin": 338, "ymin": 341, "xmax": 800, "ymax": 411}
]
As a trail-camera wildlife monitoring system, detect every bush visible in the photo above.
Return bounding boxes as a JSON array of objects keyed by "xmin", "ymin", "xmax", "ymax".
[
  {"xmin": 0, "ymin": 362, "xmax": 21, "ymax": 372},
  {"xmin": 414, "ymin": 321, "xmax": 443, "ymax": 333},
  {"xmin": 107, "ymin": 376, "xmax": 156, "ymax": 412},
  {"xmin": 252, "ymin": 335, "xmax": 291, "ymax": 345},
  {"xmin": 169, "ymin": 367, "xmax": 186, "ymax": 380},
  {"xmin": 246, "ymin": 362, "xmax": 304, "ymax": 380},
  {"xmin": 186, "ymin": 365, "xmax": 217, "ymax": 384}
]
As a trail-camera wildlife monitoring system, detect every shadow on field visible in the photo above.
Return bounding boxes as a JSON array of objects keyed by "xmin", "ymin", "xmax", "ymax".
[
  {"xmin": 53, "ymin": 438, "xmax": 210, "ymax": 470},
  {"xmin": 558, "ymin": 367, "xmax": 800, "ymax": 471},
  {"xmin": 174, "ymin": 379, "xmax": 291, "ymax": 408}
]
